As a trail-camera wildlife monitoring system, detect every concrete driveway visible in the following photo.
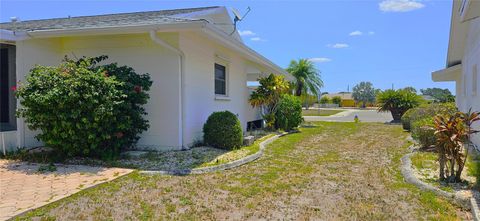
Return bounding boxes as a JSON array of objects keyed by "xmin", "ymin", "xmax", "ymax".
[{"xmin": 304, "ymin": 108, "xmax": 394, "ymax": 123}]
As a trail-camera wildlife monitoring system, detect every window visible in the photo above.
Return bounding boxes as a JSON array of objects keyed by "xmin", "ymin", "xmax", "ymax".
[
  {"xmin": 473, "ymin": 65, "xmax": 478, "ymax": 96},
  {"xmin": 215, "ymin": 63, "xmax": 227, "ymax": 95}
]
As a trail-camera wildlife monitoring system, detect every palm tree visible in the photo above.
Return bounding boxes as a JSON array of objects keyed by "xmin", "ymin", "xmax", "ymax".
[
  {"xmin": 286, "ymin": 59, "xmax": 323, "ymax": 96},
  {"xmin": 286, "ymin": 59, "xmax": 323, "ymax": 108}
]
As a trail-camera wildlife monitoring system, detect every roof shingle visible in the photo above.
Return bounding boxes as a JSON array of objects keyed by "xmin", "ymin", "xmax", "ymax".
[{"xmin": 0, "ymin": 6, "xmax": 219, "ymax": 32}]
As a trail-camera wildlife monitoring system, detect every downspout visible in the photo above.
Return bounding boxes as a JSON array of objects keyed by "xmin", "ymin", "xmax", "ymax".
[{"xmin": 149, "ymin": 30, "xmax": 186, "ymax": 149}]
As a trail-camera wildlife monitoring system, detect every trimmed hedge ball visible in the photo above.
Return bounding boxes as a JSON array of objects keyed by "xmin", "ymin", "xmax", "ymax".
[{"xmin": 203, "ymin": 111, "xmax": 243, "ymax": 150}]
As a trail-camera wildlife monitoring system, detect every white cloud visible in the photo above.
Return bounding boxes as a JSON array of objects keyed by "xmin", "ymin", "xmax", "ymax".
[
  {"xmin": 238, "ymin": 30, "xmax": 256, "ymax": 36},
  {"xmin": 327, "ymin": 43, "xmax": 349, "ymax": 49},
  {"xmin": 250, "ymin": 37, "xmax": 266, "ymax": 42},
  {"xmin": 308, "ymin": 57, "xmax": 332, "ymax": 63},
  {"xmin": 379, "ymin": 0, "xmax": 425, "ymax": 12},
  {"xmin": 368, "ymin": 31, "xmax": 375, "ymax": 35},
  {"xmin": 349, "ymin": 31, "xmax": 363, "ymax": 36}
]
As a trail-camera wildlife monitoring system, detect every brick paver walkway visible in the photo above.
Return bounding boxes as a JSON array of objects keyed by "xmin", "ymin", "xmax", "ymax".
[{"xmin": 0, "ymin": 160, "xmax": 132, "ymax": 220}]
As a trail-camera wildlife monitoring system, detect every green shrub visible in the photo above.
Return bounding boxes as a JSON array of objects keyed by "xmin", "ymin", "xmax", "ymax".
[
  {"xmin": 16, "ymin": 56, "xmax": 152, "ymax": 158},
  {"xmin": 275, "ymin": 94, "xmax": 303, "ymax": 131},
  {"xmin": 403, "ymin": 103, "xmax": 457, "ymax": 131},
  {"xmin": 411, "ymin": 118, "xmax": 436, "ymax": 148},
  {"xmin": 331, "ymin": 96, "xmax": 342, "ymax": 106},
  {"xmin": 320, "ymin": 96, "xmax": 330, "ymax": 104},
  {"xmin": 203, "ymin": 111, "xmax": 243, "ymax": 150},
  {"xmin": 401, "ymin": 108, "xmax": 415, "ymax": 131},
  {"xmin": 411, "ymin": 103, "xmax": 457, "ymax": 122}
]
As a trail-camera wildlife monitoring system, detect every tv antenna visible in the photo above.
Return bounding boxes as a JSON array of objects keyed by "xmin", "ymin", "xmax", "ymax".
[{"xmin": 230, "ymin": 7, "xmax": 251, "ymax": 35}]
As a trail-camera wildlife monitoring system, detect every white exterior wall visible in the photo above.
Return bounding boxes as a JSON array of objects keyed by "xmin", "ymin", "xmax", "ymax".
[
  {"xmin": 16, "ymin": 38, "xmax": 63, "ymax": 148},
  {"xmin": 59, "ymin": 33, "xmax": 182, "ymax": 150},
  {"xmin": 459, "ymin": 17, "xmax": 480, "ymax": 147},
  {"xmin": 15, "ymin": 33, "xmax": 182, "ymax": 150},
  {"xmin": 12, "ymin": 30, "xmax": 265, "ymax": 151},
  {"xmin": 179, "ymin": 32, "xmax": 262, "ymax": 146}
]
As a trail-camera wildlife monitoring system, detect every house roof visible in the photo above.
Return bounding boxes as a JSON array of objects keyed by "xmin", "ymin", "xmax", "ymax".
[
  {"xmin": 0, "ymin": 7, "xmax": 219, "ymax": 32},
  {"xmin": 0, "ymin": 6, "xmax": 290, "ymax": 77}
]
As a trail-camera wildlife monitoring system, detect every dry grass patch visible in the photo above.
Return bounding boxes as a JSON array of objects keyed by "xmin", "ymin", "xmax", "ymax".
[{"xmin": 16, "ymin": 122, "xmax": 470, "ymax": 220}]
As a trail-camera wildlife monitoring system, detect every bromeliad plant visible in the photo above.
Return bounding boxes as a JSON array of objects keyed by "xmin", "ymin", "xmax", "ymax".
[
  {"xmin": 434, "ymin": 109, "xmax": 480, "ymax": 182},
  {"xmin": 249, "ymin": 74, "xmax": 290, "ymax": 130}
]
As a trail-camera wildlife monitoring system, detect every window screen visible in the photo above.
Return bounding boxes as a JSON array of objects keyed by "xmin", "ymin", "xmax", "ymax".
[{"xmin": 215, "ymin": 63, "xmax": 226, "ymax": 95}]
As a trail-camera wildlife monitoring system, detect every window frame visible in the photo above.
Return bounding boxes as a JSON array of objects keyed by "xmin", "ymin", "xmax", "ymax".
[{"xmin": 214, "ymin": 61, "xmax": 229, "ymax": 97}]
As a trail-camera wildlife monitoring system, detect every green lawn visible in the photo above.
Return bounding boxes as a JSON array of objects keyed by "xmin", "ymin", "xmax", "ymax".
[
  {"xmin": 302, "ymin": 109, "xmax": 344, "ymax": 116},
  {"xmin": 16, "ymin": 122, "xmax": 468, "ymax": 220}
]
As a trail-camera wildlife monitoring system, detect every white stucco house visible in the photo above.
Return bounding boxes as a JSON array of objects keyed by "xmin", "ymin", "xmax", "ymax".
[
  {"xmin": 0, "ymin": 6, "xmax": 290, "ymax": 151},
  {"xmin": 432, "ymin": 0, "xmax": 480, "ymax": 147}
]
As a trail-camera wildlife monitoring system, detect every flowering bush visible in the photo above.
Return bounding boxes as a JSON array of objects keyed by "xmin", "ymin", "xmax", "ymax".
[{"xmin": 16, "ymin": 56, "xmax": 152, "ymax": 158}]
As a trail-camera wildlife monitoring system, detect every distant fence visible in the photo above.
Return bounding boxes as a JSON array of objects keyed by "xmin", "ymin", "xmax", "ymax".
[{"xmin": 313, "ymin": 103, "xmax": 340, "ymax": 108}]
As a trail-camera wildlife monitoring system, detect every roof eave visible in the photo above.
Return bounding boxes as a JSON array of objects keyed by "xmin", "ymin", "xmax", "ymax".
[
  {"xmin": 446, "ymin": 0, "xmax": 459, "ymax": 68},
  {"xmin": 202, "ymin": 23, "xmax": 290, "ymax": 80},
  {"xmin": 432, "ymin": 64, "xmax": 462, "ymax": 82},
  {"xmin": 24, "ymin": 21, "xmax": 206, "ymax": 38},
  {"xmin": 7, "ymin": 19, "xmax": 288, "ymax": 81}
]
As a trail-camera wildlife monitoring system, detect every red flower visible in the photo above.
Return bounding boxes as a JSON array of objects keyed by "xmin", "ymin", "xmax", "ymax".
[
  {"xmin": 11, "ymin": 85, "xmax": 17, "ymax": 91},
  {"xmin": 115, "ymin": 132, "xmax": 124, "ymax": 138},
  {"xmin": 134, "ymin": 85, "xmax": 142, "ymax": 93}
]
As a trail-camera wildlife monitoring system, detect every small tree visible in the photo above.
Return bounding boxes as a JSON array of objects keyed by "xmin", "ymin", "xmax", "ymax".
[
  {"xmin": 249, "ymin": 74, "xmax": 290, "ymax": 129},
  {"xmin": 421, "ymin": 88, "xmax": 455, "ymax": 103},
  {"xmin": 401, "ymin": 86, "xmax": 417, "ymax": 94},
  {"xmin": 376, "ymin": 89, "xmax": 422, "ymax": 122},
  {"xmin": 352, "ymin": 82, "xmax": 376, "ymax": 108},
  {"xmin": 319, "ymin": 96, "xmax": 330, "ymax": 104},
  {"xmin": 331, "ymin": 96, "xmax": 342, "ymax": 106}
]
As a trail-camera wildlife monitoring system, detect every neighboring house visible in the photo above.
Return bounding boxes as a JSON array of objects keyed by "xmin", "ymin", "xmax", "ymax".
[
  {"xmin": 432, "ymin": 0, "xmax": 480, "ymax": 147},
  {"xmin": 322, "ymin": 92, "xmax": 355, "ymax": 107},
  {"xmin": 0, "ymin": 6, "xmax": 290, "ymax": 151}
]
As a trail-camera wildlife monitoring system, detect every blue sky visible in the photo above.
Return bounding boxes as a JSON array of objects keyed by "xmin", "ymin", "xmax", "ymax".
[{"xmin": 0, "ymin": 0, "xmax": 455, "ymax": 94}]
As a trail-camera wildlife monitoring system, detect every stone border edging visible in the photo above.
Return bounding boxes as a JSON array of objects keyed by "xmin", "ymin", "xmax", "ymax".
[
  {"xmin": 401, "ymin": 145, "xmax": 480, "ymax": 220},
  {"xmin": 140, "ymin": 132, "xmax": 287, "ymax": 176}
]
